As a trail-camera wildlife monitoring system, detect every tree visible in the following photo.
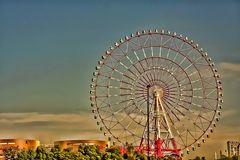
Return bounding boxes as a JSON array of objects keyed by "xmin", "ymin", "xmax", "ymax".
[
  {"xmin": 133, "ymin": 151, "xmax": 148, "ymax": 160},
  {"xmin": 4, "ymin": 147, "xmax": 18, "ymax": 160}
]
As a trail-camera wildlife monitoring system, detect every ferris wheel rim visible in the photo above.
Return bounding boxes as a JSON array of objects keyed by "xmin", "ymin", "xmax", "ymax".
[{"xmin": 90, "ymin": 29, "xmax": 223, "ymax": 153}]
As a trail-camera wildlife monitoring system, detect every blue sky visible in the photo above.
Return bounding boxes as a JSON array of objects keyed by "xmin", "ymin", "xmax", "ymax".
[{"xmin": 0, "ymin": 0, "xmax": 239, "ymax": 159}]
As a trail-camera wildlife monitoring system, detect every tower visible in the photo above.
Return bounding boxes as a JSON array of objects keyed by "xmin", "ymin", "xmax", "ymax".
[{"xmin": 139, "ymin": 87, "xmax": 180, "ymax": 159}]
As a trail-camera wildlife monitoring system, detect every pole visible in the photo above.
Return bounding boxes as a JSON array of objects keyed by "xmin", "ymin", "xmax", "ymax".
[{"xmin": 147, "ymin": 85, "xmax": 150, "ymax": 160}]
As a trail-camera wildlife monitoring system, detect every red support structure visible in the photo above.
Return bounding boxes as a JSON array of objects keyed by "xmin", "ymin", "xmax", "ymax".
[
  {"xmin": 137, "ymin": 138, "xmax": 181, "ymax": 159},
  {"xmin": 154, "ymin": 139, "xmax": 163, "ymax": 157},
  {"xmin": 119, "ymin": 146, "xmax": 126, "ymax": 154},
  {"xmin": 137, "ymin": 87, "xmax": 182, "ymax": 160}
]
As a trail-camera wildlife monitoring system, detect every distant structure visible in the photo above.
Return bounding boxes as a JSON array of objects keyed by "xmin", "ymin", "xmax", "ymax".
[
  {"xmin": 227, "ymin": 141, "xmax": 240, "ymax": 157},
  {"xmin": 0, "ymin": 139, "xmax": 40, "ymax": 159},
  {"xmin": 54, "ymin": 140, "xmax": 109, "ymax": 151}
]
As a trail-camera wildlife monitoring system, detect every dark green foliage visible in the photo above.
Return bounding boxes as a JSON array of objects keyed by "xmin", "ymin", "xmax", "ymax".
[{"xmin": 3, "ymin": 145, "xmax": 240, "ymax": 160}]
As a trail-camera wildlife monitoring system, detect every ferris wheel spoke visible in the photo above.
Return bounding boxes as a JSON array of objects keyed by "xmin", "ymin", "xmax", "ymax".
[
  {"xmin": 168, "ymin": 95, "xmax": 191, "ymax": 106},
  {"xmin": 150, "ymin": 46, "xmax": 154, "ymax": 57},
  {"xmin": 103, "ymin": 63, "xmax": 117, "ymax": 72},
  {"xmin": 160, "ymin": 80, "xmax": 177, "ymax": 90},
  {"xmin": 162, "ymin": 36, "xmax": 173, "ymax": 46},
  {"xmin": 101, "ymin": 113, "xmax": 116, "ymax": 123},
  {"xmin": 134, "ymin": 94, "xmax": 146, "ymax": 99},
  {"xmin": 172, "ymin": 50, "xmax": 179, "ymax": 62},
  {"xmin": 177, "ymin": 103, "xmax": 190, "ymax": 111},
  {"xmin": 162, "ymin": 96, "xmax": 178, "ymax": 106},
  {"xmin": 167, "ymin": 85, "xmax": 179, "ymax": 91},
  {"xmin": 97, "ymin": 103, "xmax": 111, "ymax": 109},
  {"xmin": 121, "ymin": 80, "xmax": 134, "ymax": 86},
  {"xmin": 135, "ymin": 97, "xmax": 147, "ymax": 105},
  {"xmin": 113, "ymin": 104, "xmax": 131, "ymax": 115},
  {"xmin": 193, "ymin": 121, "xmax": 205, "ymax": 133},
  {"xmin": 114, "ymin": 68, "xmax": 125, "ymax": 75},
  {"xmin": 177, "ymin": 76, "xmax": 189, "ymax": 84},
  {"xmin": 148, "ymin": 72, "xmax": 156, "ymax": 84},
  {"xmin": 170, "ymin": 110, "xmax": 181, "ymax": 122},
  {"xmin": 137, "ymin": 59, "xmax": 147, "ymax": 73},
  {"xmin": 116, "ymin": 128, "xmax": 128, "ymax": 142},
  {"xmin": 118, "ymin": 45, "xmax": 128, "ymax": 57},
  {"xmin": 166, "ymin": 47, "xmax": 171, "ymax": 59},
  {"xmin": 167, "ymin": 113, "xmax": 175, "ymax": 126},
  {"xmin": 142, "ymin": 48, "xmax": 147, "ymax": 58},
  {"xmin": 135, "ymin": 75, "xmax": 148, "ymax": 86},
  {"xmin": 134, "ymin": 93, "xmax": 145, "ymax": 99},
  {"xmin": 185, "ymin": 47, "xmax": 194, "ymax": 57},
  {"xmin": 164, "ymin": 76, "xmax": 177, "ymax": 86},
  {"xmin": 163, "ymin": 95, "xmax": 180, "ymax": 103},
  {"xmin": 176, "ymin": 39, "xmax": 185, "ymax": 51},
  {"xmin": 141, "ymin": 74, "xmax": 151, "ymax": 85},
  {"xmin": 146, "ymin": 73, "xmax": 154, "ymax": 84},
  {"xmin": 120, "ymin": 87, "xmax": 133, "ymax": 91},
  {"xmin": 162, "ymin": 100, "xmax": 181, "ymax": 122},
  {"xmin": 135, "ymin": 88, "xmax": 145, "ymax": 93},
  {"xmin": 205, "ymin": 97, "xmax": 218, "ymax": 101},
  {"xmin": 198, "ymin": 114, "xmax": 211, "ymax": 123},
  {"xmin": 137, "ymin": 78, "xmax": 149, "ymax": 87},
  {"xmin": 191, "ymin": 55, "xmax": 203, "ymax": 64},
  {"xmin": 178, "ymin": 43, "xmax": 192, "ymax": 52},
  {"xmin": 127, "ymin": 107, "xmax": 145, "ymax": 126},
  {"xmin": 179, "ymin": 57, "xmax": 187, "ymax": 66},
  {"xmin": 179, "ymin": 82, "xmax": 192, "ymax": 88},
  {"xmin": 204, "ymin": 99, "xmax": 216, "ymax": 110},
  {"xmin": 135, "ymin": 97, "xmax": 147, "ymax": 106},
  {"xmin": 202, "ymin": 79, "xmax": 217, "ymax": 87},
  {"xmin": 177, "ymin": 133, "xmax": 187, "ymax": 148},
  {"xmin": 124, "ymin": 104, "xmax": 139, "ymax": 116},
  {"xmin": 123, "ymin": 73, "xmax": 135, "ymax": 82},
  {"xmin": 187, "ymin": 129, "xmax": 197, "ymax": 141},
  {"xmin": 134, "ymin": 51, "xmax": 140, "ymax": 61},
  {"xmin": 164, "ymin": 99, "xmax": 185, "ymax": 117},
  {"xmin": 153, "ymin": 68, "xmax": 158, "ymax": 81}
]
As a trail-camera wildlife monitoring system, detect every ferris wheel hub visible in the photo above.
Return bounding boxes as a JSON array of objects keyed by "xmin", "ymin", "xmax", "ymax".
[
  {"xmin": 153, "ymin": 88, "xmax": 164, "ymax": 98},
  {"xmin": 148, "ymin": 85, "xmax": 164, "ymax": 99}
]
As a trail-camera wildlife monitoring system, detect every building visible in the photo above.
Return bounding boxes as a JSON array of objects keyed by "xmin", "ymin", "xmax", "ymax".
[
  {"xmin": 0, "ymin": 139, "xmax": 40, "ymax": 160},
  {"xmin": 227, "ymin": 141, "xmax": 240, "ymax": 157},
  {"xmin": 54, "ymin": 140, "xmax": 109, "ymax": 151}
]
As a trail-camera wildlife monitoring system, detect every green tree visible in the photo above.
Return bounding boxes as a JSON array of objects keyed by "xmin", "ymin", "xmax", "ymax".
[
  {"xmin": 3, "ymin": 147, "xmax": 18, "ymax": 160},
  {"xmin": 133, "ymin": 151, "xmax": 148, "ymax": 160}
]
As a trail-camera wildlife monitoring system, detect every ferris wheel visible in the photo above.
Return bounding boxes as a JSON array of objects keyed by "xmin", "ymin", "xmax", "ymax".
[{"xmin": 90, "ymin": 29, "xmax": 223, "ymax": 157}]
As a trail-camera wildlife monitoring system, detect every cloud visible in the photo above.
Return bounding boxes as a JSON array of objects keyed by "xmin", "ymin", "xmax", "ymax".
[
  {"xmin": 0, "ymin": 112, "xmax": 93, "ymax": 124},
  {"xmin": 219, "ymin": 62, "xmax": 240, "ymax": 79},
  {"xmin": 219, "ymin": 62, "xmax": 240, "ymax": 72},
  {"xmin": 0, "ymin": 112, "xmax": 106, "ymax": 143}
]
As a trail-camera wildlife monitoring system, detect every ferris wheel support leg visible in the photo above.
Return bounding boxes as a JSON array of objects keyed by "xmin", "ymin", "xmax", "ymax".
[
  {"xmin": 171, "ymin": 138, "xmax": 181, "ymax": 157},
  {"xmin": 147, "ymin": 85, "xmax": 151, "ymax": 159},
  {"xmin": 155, "ymin": 138, "xmax": 164, "ymax": 158}
]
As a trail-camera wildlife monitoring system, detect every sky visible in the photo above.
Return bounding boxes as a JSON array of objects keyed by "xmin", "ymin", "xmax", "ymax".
[{"xmin": 0, "ymin": 0, "xmax": 239, "ymax": 159}]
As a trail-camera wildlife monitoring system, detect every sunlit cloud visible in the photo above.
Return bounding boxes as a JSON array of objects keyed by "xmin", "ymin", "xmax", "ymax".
[
  {"xmin": 0, "ymin": 112, "xmax": 93, "ymax": 124},
  {"xmin": 219, "ymin": 62, "xmax": 240, "ymax": 79},
  {"xmin": 0, "ymin": 112, "xmax": 106, "ymax": 143},
  {"xmin": 219, "ymin": 62, "xmax": 240, "ymax": 73}
]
